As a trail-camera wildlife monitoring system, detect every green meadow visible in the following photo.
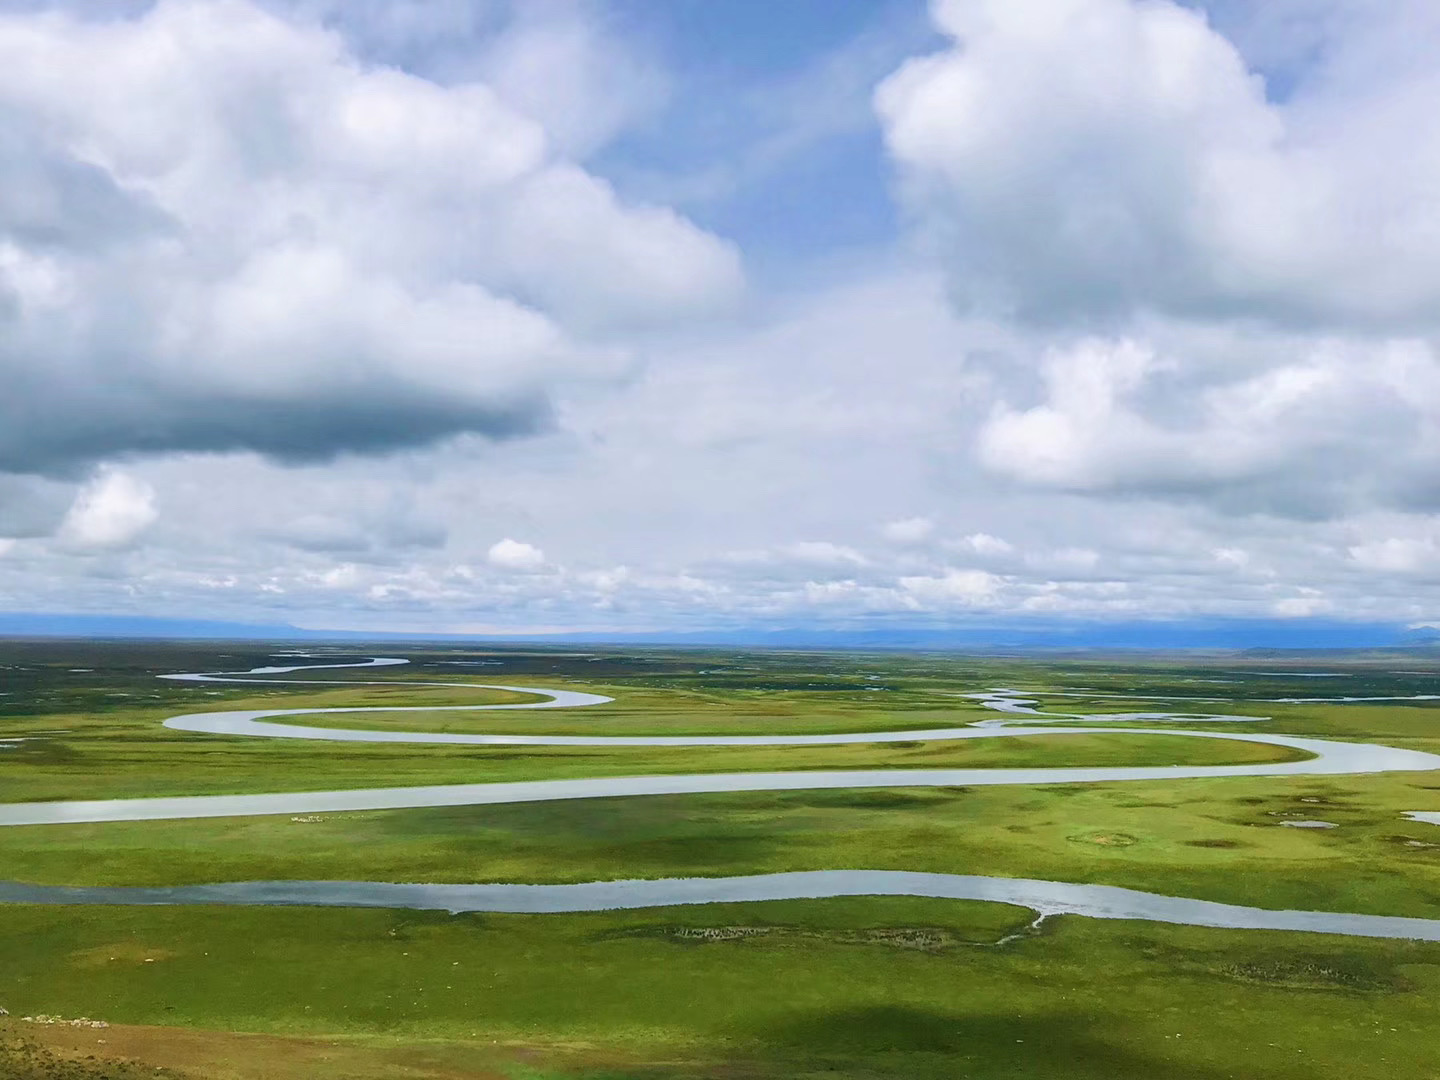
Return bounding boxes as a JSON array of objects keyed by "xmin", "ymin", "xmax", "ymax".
[
  {"xmin": 7, "ymin": 902, "xmax": 1440, "ymax": 1080},
  {"xmin": 2, "ymin": 639, "xmax": 1440, "ymax": 1078}
]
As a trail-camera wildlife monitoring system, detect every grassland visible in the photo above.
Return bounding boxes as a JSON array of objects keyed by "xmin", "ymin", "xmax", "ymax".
[
  {"xmin": 3, "ymin": 639, "xmax": 1440, "ymax": 1078},
  {"xmin": 0, "ymin": 726, "xmax": 1308, "ymax": 803},
  {"xmin": 0, "ymin": 651, "xmax": 1314, "ymax": 802},
  {"xmin": 3, "ymin": 772, "xmax": 1437, "ymax": 917},
  {"xmin": 6, "ymin": 903, "xmax": 1440, "ymax": 1080}
]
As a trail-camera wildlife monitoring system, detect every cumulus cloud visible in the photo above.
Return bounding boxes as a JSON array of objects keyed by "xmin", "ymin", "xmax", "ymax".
[
  {"xmin": 467, "ymin": 2, "xmax": 666, "ymax": 159},
  {"xmin": 487, "ymin": 537, "xmax": 545, "ymax": 571},
  {"xmin": 0, "ymin": 0, "xmax": 740, "ymax": 478},
  {"xmin": 978, "ymin": 339, "xmax": 1166, "ymax": 490},
  {"xmin": 1346, "ymin": 517, "xmax": 1440, "ymax": 575},
  {"xmin": 10, "ymin": 1, "xmax": 1440, "ymax": 632},
  {"xmin": 954, "ymin": 532, "xmax": 1013, "ymax": 556},
  {"xmin": 899, "ymin": 568, "xmax": 1003, "ymax": 607},
  {"xmin": 974, "ymin": 334, "xmax": 1440, "ymax": 516},
  {"xmin": 275, "ymin": 0, "xmax": 665, "ymax": 158},
  {"xmin": 57, "ymin": 469, "xmax": 158, "ymax": 550},
  {"xmin": 1213, "ymin": 547, "xmax": 1250, "ymax": 569},
  {"xmin": 876, "ymin": 0, "xmax": 1440, "ymax": 329},
  {"xmin": 1348, "ymin": 537, "xmax": 1438, "ymax": 573},
  {"xmin": 866, "ymin": 0, "xmax": 1440, "ymax": 526}
]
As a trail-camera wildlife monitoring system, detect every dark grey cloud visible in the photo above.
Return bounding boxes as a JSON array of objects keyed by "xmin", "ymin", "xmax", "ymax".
[{"xmin": 0, "ymin": 382, "xmax": 551, "ymax": 477}]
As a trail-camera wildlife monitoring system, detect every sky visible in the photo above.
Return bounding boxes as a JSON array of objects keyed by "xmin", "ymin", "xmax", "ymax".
[{"xmin": 4, "ymin": 0, "xmax": 1440, "ymax": 636}]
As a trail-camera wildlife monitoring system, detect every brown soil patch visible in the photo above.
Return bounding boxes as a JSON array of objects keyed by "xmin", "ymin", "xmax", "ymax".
[
  {"xmin": 15, "ymin": 1023, "xmax": 717, "ymax": 1080},
  {"xmin": 1067, "ymin": 831, "xmax": 1139, "ymax": 848},
  {"xmin": 69, "ymin": 944, "xmax": 181, "ymax": 969},
  {"xmin": 16, "ymin": 1024, "xmax": 514, "ymax": 1080}
]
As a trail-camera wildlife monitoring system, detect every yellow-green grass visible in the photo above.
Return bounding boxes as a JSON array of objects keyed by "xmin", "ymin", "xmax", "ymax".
[
  {"xmin": 198, "ymin": 678, "xmax": 1008, "ymax": 735},
  {"xmin": 0, "ymin": 729, "xmax": 1303, "ymax": 803},
  {"xmin": 267, "ymin": 701, "xmax": 987, "ymax": 737},
  {"xmin": 0, "ymin": 668, "xmax": 1322, "ymax": 806},
  {"xmin": 3, "ymin": 675, "xmax": 1001, "ymax": 732}
]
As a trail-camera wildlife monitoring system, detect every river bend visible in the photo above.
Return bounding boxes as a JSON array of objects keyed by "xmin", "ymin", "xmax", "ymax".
[{"xmin": 4, "ymin": 657, "xmax": 1439, "ymax": 942}]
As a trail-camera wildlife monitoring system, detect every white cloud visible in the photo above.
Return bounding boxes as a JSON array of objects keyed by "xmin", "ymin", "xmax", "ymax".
[
  {"xmin": 1213, "ymin": 547, "xmax": 1250, "ymax": 569},
  {"xmin": 58, "ymin": 470, "xmax": 158, "ymax": 551},
  {"xmin": 0, "ymin": 0, "xmax": 740, "ymax": 476},
  {"xmin": 881, "ymin": 516, "xmax": 934, "ymax": 543},
  {"xmin": 11, "ymin": 3, "xmax": 1440, "ymax": 633},
  {"xmin": 487, "ymin": 537, "xmax": 546, "ymax": 571},
  {"xmin": 785, "ymin": 541, "xmax": 869, "ymax": 566},
  {"xmin": 8, "ymin": 264, "xmax": 1440, "ymax": 630},
  {"xmin": 278, "ymin": 0, "xmax": 666, "ymax": 159},
  {"xmin": 974, "ymin": 334, "xmax": 1440, "ymax": 516},
  {"xmin": 955, "ymin": 532, "xmax": 1013, "ymax": 556},
  {"xmin": 314, "ymin": 563, "xmax": 360, "ymax": 588},
  {"xmin": 1349, "ymin": 536, "xmax": 1440, "ymax": 573},
  {"xmin": 473, "ymin": 2, "xmax": 666, "ymax": 160},
  {"xmin": 899, "ymin": 568, "xmax": 1003, "ymax": 607},
  {"xmin": 877, "ymin": 0, "xmax": 1440, "ymax": 329},
  {"xmin": 1274, "ymin": 589, "xmax": 1331, "ymax": 617},
  {"xmin": 977, "ymin": 339, "xmax": 1166, "ymax": 490}
]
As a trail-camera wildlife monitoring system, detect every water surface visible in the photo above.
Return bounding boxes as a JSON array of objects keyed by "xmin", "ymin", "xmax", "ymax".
[{"xmin": 2, "ymin": 871, "xmax": 1437, "ymax": 942}]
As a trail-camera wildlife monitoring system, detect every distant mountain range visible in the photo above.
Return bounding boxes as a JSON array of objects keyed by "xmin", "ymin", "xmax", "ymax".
[{"xmin": 0, "ymin": 612, "xmax": 1434, "ymax": 651}]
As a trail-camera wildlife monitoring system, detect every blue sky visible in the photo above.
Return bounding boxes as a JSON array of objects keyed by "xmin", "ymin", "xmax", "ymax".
[
  {"xmin": 595, "ymin": 0, "xmax": 935, "ymax": 276},
  {"xmin": 4, "ymin": 0, "xmax": 1440, "ymax": 637}
]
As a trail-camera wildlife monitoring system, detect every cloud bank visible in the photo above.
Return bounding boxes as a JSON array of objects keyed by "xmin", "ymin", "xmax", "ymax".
[{"xmin": 5, "ymin": 0, "xmax": 1440, "ymax": 634}]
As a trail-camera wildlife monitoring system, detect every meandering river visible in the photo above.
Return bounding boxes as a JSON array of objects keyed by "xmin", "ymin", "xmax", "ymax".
[
  {"xmin": 4, "ymin": 657, "xmax": 1439, "ymax": 941},
  {"xmin": 4, "ymin": 870, "xmax": 1439, "ymax": 941}
]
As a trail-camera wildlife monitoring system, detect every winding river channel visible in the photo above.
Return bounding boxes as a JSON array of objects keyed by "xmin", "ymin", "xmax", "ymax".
[{"xmin": 4, "ymin": 657, "xmax": 1440, "ymax": 941}]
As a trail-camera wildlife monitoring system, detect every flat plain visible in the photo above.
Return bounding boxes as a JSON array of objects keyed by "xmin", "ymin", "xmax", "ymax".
[{"xmin": 3, "ymin": 639, "xmax": 1440, "ymax": 1079}]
